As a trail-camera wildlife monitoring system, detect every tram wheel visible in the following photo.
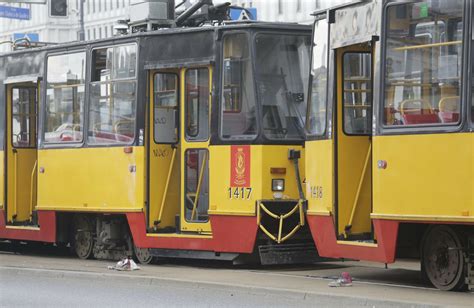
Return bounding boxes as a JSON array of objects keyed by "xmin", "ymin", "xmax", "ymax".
[
  {"xmin": 133, "ymin": 244, "xmax": 155, "ymax": 264},
  {"xmin": 72, "ymin": 215, "xmax": 95, "ymax": 259},
  {"xmin": 421, "ymin": 225, "xmax": 466, "ymax": 291}
]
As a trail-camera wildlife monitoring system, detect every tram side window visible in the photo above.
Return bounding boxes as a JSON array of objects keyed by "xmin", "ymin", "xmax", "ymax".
[
  {"xmin": 45, "ymin": 52, "xmax": 86, "ymax": 143},
  {"xmin": 185, "ymin": 68, "xmax": 209, "ymax": 141},
  {"xmin": 306, "ymin": 18, "xmax": 328, "ymax": 136},
  {"xmin": 89, "ymin": 44, "xmax": 137, "ymax": 145},
  {"xmin": 384, "ymin": 1, "xmax": 464, "ymax": 126},
  {"xmin": 471, "ymin": 6, "xmax": 474, "ymax": 126},
  {"xmin": 343, "ymin": 53, "xmax": 372, "ymax": 135},
  {"xmin": 220, "ymin": 33, "xmax": 257, "ymax": 140}
]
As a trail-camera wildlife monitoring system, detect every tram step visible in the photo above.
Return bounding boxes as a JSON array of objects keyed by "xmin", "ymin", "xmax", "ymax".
[{"xmin": 258, "ymin": 242, "xmax": 321, "ymax": 265}]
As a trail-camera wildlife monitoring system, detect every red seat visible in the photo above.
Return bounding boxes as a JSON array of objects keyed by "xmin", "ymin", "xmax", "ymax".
[
  {"xmin": 402, "ymin": 113, "xmax": 440, "ymax": 125},
  {"xmin": 438, "ymin": 112, "xmax": 459, "ymax": 123}
]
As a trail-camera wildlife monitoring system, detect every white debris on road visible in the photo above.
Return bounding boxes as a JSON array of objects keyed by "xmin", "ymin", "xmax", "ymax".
[{"xmin": 107, "ymin": 257, "xmax": 140, "ymax": 271}]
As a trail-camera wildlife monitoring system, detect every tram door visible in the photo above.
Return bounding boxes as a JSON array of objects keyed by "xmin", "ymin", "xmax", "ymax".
[
  {"xmin": 5, "ymin": 84, "xmax": 38, "ymax": 224},
  {"xmin": 148, "ymin": 67, "xmax": 211, "ymax": 234},
  {"xmin": 335, "ymin": 44, "xmax": 373, "ymax": 240}
]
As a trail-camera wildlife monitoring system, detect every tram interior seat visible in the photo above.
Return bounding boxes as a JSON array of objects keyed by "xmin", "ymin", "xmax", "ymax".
[
  {"xmin": 400, "ymin": 99, "xmax": 440, "ymax": 125},
  {"xmin": 438, "ymin": 96, "xmax": 460, "ymax": 123}
]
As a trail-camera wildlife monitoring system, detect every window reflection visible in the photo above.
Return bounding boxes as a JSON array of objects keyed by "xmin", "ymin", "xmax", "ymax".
[
  {"xmin": 12, "ymin": 88, "xmax": 36, "ymax": 148},
  {"xmin": 185, "ymin": 68, "xmax": 209, "ymax": 141},
  {"xmin": 221, "ymin": 33, "xmax": 257, "ymax": 140},
  {"xmin": 384, "ymin": 1, "xmax": 464, "ymax": 126},
  {"xmin": 307, "ymin": 18, "xmax": 328, "ymax": 136},
  {"xmin": 254, "ymin": 34, "xmax": 311, "ymax": 140},
  {"xmin": 89, "ymin": 44, "xmax": 137, "ymax": 144},
  {"xmin": 45, "ymin": 52, "xmax": 86, "ymax": 143}
]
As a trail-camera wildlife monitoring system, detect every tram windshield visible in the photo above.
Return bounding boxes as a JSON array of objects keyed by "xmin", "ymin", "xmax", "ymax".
[
  {"xmin": 220, "ymin": 32, "xmax": 311, "ymax": 141},
  {"xmin": 254, "ymin": 34, "xmax": 311, "ymax": 140}
]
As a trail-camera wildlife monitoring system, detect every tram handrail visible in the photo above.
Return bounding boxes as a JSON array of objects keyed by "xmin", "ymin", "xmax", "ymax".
[
  {"xmin": 157, "ymin": 147, "xmax": 177, "ymax": 224},
  {"xmin": 29, "ymin": 160, "xmax": 38, "ymax": 220},
  {"xmin": 191, "ymin": 151, "xmax": 208, "ymax": 221},
  {"xmin": 13, "ymin": 149, "xmax": 18, "ymax": 221},
  {"xmin": 345, "ymin": 143, "xmax": 372, "ymax": 237}
]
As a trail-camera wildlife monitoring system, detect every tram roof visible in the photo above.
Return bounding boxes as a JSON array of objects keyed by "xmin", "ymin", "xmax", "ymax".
[{"xmin": 0, "ymin": 21, "xmax": 311, "ymax": 58}]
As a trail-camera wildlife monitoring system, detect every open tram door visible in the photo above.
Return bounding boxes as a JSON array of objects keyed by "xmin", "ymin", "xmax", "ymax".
[
  {"xmin": 4, "ymin": 78, "xmax": 39, "ymax": 225},
  {"xmin": 334, "ymin": 42, "xmax": 374, "ymax": 241},
  {"xmin": 148, "ymin": 66, "xmax": 212, "ymax": 235}
]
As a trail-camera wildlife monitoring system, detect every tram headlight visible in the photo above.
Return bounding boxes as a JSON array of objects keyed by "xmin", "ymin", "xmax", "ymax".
[{"xmin": 272, "ymin": 179, "xmax": 285, "ymax": 192}]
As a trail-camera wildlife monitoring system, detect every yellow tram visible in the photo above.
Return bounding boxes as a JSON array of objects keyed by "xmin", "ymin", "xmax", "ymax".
[
  {"xmin": 0, "ymin": 3, "xmax": 314, "ymax": 265},
  {"xmin": 305, "ymin": 0, "xmax": 473, "ymax": 290}
]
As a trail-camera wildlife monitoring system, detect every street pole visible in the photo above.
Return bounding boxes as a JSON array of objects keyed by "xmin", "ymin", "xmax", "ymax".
[{"xmin": 78, "ymin": 0, "xmax": 85, "ymax": 41}]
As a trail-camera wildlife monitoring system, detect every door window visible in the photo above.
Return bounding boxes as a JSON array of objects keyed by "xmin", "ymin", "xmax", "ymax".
[
  {"xmin": 12, "ymin": 88, "xmax": 36, "ymax": 148},
  {"xmin": 343, "ymin": 53, "xmax": 372, "ymax": 135},
  {"xmin": 184, "ymin": 149, "xmax": 209, "ymax": 222},
  {"xmin": 185, "ymin": 68, "xmax": 209, "ymax": 141},
  {"xmin": 154, "ymin": 73, "xmax": 179, "ymax": 144}
]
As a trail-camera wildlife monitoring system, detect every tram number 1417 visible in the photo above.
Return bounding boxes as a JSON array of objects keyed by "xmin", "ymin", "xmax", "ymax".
[{"xmin": 228, "ymin": 187, "xmax": 253, "ymax": 200}]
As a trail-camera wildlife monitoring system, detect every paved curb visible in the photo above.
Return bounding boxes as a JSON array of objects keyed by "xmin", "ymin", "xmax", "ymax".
[{"xmin": 0, "ymin": 266, "xmax": 438, "ymax": 307}]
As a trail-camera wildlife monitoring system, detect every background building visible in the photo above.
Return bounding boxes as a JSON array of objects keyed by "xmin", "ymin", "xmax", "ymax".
[{"xmin": 0, "ymin": 0, "xmax": 348, "ymax": 53}]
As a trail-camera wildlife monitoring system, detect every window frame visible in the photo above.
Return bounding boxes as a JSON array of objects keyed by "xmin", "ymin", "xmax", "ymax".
[
  {"xmin": 183, "ymin": 148, "xmax": 210, "ymax": 223},
  {"xmin": 43, "ymin": 49, "xmax": 87, "ymax": 148},
  {"xmin": 219, "ymin": 31, "xmax": 259, "ymax": 142},
  {"xmin": 379, "ymin": 1, "xmax": 467, "ymax": 135},
  {"xmin": 11, "ymin": 86, "xmax": 37, "ymax": 149},
  {"xmin": 184, "ymin": 67, "xmax": 210, "ymax": 142},
  {"xmin": 87, "ymin": 42, "xmax": 138, "ymax": 147},
  {"xmin": 253, "ymin": 31, "xmax": 311, "ymax": 142},
  {"xmin": 306, "ymin": 15, "xmax": 330, "ymax": 139},
  {"xmin": 470, "ymin": 1, "xmax": 474, "ymax": 128},
  {"xmin": 153, "ymin": 71, "xmax": 180, "ymax": 145},
  {"xmin": 341, "ymin": 51, "xmax": 373, "ymax": 136}
]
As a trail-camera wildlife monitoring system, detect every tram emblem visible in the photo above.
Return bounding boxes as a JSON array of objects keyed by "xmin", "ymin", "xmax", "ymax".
[{"xmin": 230, "ymin": 145, "xmax": 250, "ymax": 187}]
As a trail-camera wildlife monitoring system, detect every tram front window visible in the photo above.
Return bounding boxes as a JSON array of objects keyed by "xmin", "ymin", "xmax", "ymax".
[
  {"xmin": 254, "ymin": 34, "xmax": 311, "ymax": 140},
  {"xmin": 220, "ymin": 33, "xmax": 257, "ymax": 140}
]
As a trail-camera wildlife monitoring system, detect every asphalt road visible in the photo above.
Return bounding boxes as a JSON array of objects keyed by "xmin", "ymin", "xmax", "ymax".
[{"xmin": 0, "ymin": 243, "xmax": 472, "ymax": 307}]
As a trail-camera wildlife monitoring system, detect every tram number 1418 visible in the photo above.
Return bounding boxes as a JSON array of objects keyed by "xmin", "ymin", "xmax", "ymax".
[{"xmin": 228, "ymin": 187, "xmax": 253, "ymax": 200}]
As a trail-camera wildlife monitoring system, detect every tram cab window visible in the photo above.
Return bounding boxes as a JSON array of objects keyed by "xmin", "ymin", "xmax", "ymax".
[
  {"xmin": 220, "ymin": 33, "xmax": 257, "ymax": 140},
  {"xmin": 254, "ymin": 34, "xmax": 310, "ymax": 140},
  {"xmin": 45, "ymin": 52, "xmax": 86, "ymax": 144},
  {"xmin": 343, "ymin": 53, "xmax": 372, "ymax": 135},
  {"xmin": 307, "ymin": 18, "xmax": 328, "ymax": 136},
  {"xmin": 384, "ymin": 1, "xmax": 464, "ymax": 126},
  {"xmin": 154, "ymin": 73, "xmax": 178, "ymax": 144},
  {"xmin": 185, "ymin": 68, "xmax": 209, "ymax": 141},
  {"xmin": 89, "ymin": 44, "xmax": 137, "ymax": 144}
]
